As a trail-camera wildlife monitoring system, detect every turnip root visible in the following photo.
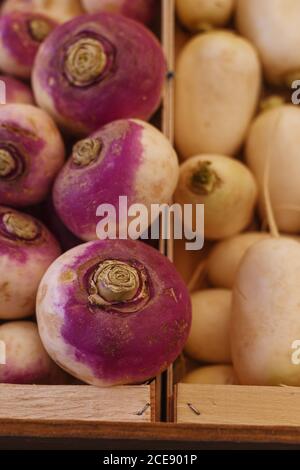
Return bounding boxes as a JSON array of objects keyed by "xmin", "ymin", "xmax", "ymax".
[
  {"xmin": 207, "ymin": 232, "xmax": 270, "ymax": 289},
  {"xmin": 0, "ymin": 104, "xmax": 65, "ymax": 207},
  {"xmin": 0, "ymin": 322, "xmax": 70, "ymax": 384},
  {"xmin": 82, "ymin": 0, "xmax": 155, "ymax": 25},
  {"xmin": 231, "ymin": 238, "xmax": 300, "ymax": 386},
  {"xmin": 185, "ymin": 289, "xmax": 232, "ymax": 364},
  {"xmin": 0, "ymin": 206, "xmax": 61, "ymax": 320},
  {"xmin": 0, "ymin": 75, "xmax": 34, "ymax": 104},
  {"xmin": 246, "ymin": 105, "xmax": 300, "ymax": 234},
  {"xmin": 174, "ymin": 155, "xmax": 258, "ymax": 240},
  {"xmin": 53, "ymin": 119, "xmax": 179, "ymax": 241},
  {"xmin": 176, "ymin": 0, "xmax": 235, "ymax": 32},
  {"xmin": 33, "ymin": 13, "xmax": 166, "ymax": 136},
  {"xmin": 175, "ymin": 31, "xmax": 261, "ymax": 159},
  {"xmin": 1, "ymin": 0, "xmax": 83, "ymax": 23},
  {"xmin": 0, "ymin": 12, "xmax": 57, "ymax": 79},
  {"xmin": 236, "ymin": 0, "xmax": 300, "ymax": 86},
  {"xmin": 36, "ymin": 239, "xmax": 191, "ymax": 386},
  {"xmin": 183, "ymin": 365, "xmax": 238, "ymax": 385}
]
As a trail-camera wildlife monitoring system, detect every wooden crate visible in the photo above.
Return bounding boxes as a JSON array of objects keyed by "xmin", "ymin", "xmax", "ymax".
[{"xmin": 0, "ymin": 0, "xmax": 174, "ymax": 441}]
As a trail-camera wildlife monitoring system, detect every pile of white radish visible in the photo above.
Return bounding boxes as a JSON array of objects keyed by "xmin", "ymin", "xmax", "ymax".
[{"xmin": 175, "ymin": 1, "xmax": 300, "ymax": 387}]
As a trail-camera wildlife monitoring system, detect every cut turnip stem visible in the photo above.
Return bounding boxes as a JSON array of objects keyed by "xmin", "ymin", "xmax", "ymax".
[
  {"xmin": 0, "ymin": 104, "xmax": 65, "ymax": 207},
  {"xmin": 82, "ymin": 0, "xmax": 156, "ymax": 25},
  {"xmin": 36, "ymin": 239, "xmax": 191, "ymax": 386},
  {"xmin": 53, "ymin": 119, "xmax": 179, "ymax": 241},
  {"xmin": 0, "ymin": 75, "xmax": 34, "ymax": 104},
  {"xmin": 33, "ymin": 13, "xmax": 166, "ymax": 136},
  {"xmin": 0, "ymin": 321, "xmax": 70, "ymax": 384},
  {"xmin": 0, "ymin": 205, "xmax": 61, "ymax": 320},
  {"xmin": 0, "ymin": 12, "xmax": 57, "ymax": 79}
]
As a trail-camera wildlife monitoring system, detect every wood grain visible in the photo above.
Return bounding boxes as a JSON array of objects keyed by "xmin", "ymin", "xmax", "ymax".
[
  {"xmin": 176, "ymin": 384, "xmax": 300, "ymax": 428},
  {"xmin": 0, "ymin": 385, "xmax": 153, "ymax": 423}
]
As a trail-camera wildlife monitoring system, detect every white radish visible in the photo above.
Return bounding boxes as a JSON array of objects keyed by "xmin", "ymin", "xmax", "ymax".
[
  {"xmin": 176, "ymin": 0, "xmax": 235, "ymax": 32},
  {"xmin": 185, "ymin": 289, "xmax": 232, "ymax": 364},
  {"xmin": 183, "ymin": 365, "xmax": 238, "ymax": 385},
  {"xmin": 175, "ymin": 30, "xmax": 261, "ymax": 159}
]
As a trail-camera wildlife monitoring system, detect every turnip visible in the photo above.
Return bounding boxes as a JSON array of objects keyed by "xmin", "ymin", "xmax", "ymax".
[
  {"xmin": 0, "ymin": 104, "xmax": 65, "ymax": 207},
  {"xmin": 0, "ymin": 12, "xmax": 57, "ymax": 79},
  {"xmin": 183, "ymin": 365, "xmax": 238, "ymax": 385},
  {"xmin": 231, "ymin": 237, "xmax": 300, "ymax": 386},
  {"xmin": 0, "ymin": 75, "xmax": 34, "ymax": 104},
  {"xmin": 207, "ymin": 232, "xmax": 270, "ymax": 289},
  {"xmin": 175, "ymin": 30, "xmax": 261, "ymax": 159},
  {"xmin": 36, "ymin": 239, "xmax": 191, "ymax": 386},
  {"xmin": 174, "ymin": 155, "xmax": 258, "ymax": 240},
  {"xmin": 0, "ymin": 321, "xmax": 70, "ymax": 384},
  {"xmin": 236, "ymin": 0, "xmax": 300, "ymax": 86},
  {"xmin": 185, "ymin": 289, "xmax": 232, "ymax": 364},
  {"xmin": 82, "ymin": 0, "xmax": 155, "ymax": 25},
  {"xmin": 176, "ymin": 0, "xmax": 235, "ymax": 32},
  {"xmin": 246, "ymin": 105, "xmax": 300, "ymax": 234},
  {"xmin": 32, "ymin": 13, "xmax": 166, "ymax": 136},
  {"xmin": 1, "ymin": 0, "xmax": 83, "ymax": 23},
  {"xmin": 53, "ymin": 119, "xmax": 179, "ymax": 241},
  {"xmin": 0, "ymin": 206, "xmax": 61, "ymax": 320}
]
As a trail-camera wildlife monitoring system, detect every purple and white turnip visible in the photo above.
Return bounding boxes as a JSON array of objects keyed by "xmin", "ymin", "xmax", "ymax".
[
  {"xmin": 0, "ymin": 321, "xmax": 70, "ymax": 384},
  {"xmin": 0, "ymin": 12, "xmax": 57, "ymax": 79},
  {"xmin": 1, "ymin": 0, "xmax": 83, "ymax": 23},
  {"xmin": 33, "ymin": 13, "xmax": 166, "ymax": 135},
  {"xmin": 82, "ymin": 0, "xmax": 156, "ymax": 25},
  {"xmin": 53, "ymin": 119, "xmax": 179, "ymax": 241},
  {"xmin": 0, "ymin": 104, "xmax": 65, "ymax": 207},
  {"xmin": 36, "ymin": 239, "xmax": 191, "ymax": 386},
  {"xmin": 0, "ymin": 75, "xmax": 34, "ymax": 104},
  {"xmin": 0, "ymin": 206, "xmax": 61, "ymax": 320}
]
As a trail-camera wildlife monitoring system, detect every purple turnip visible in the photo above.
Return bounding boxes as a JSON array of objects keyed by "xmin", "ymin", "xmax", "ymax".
[
  {"xmin": 36, "ymin": 239, "xmax": 191, "ymax": 386},
  {"xmin": 0, "ymin": 321, "xmax": 71, "ymax": 384},
  {"xmin": 0, "ymin": 206, "xmax": 61, "ymax": 320},
  {"xmin": 53, "ymin": 119, "xmax": 179, "ymax": 241},
  {"xmin": 1, "ymin": 0, "xmax": 83, "ymax": 23},
  {"xmin": 82, "ymin": 0, "xmax": 156, "ymax": 25},
  {"xmin": 32, "ymin": 13, "xmax": 167, "ymax": 135},
  {"xmin": 0, "ymin": 104, "xmax": 65, "ymax": 207},
  {"xmin": 0, "ymin": 12, "xmax": 57, "ymax": 79},
  {"xmin": 0, "ymin": 75, "xmax": 34, "ymax": 104}
]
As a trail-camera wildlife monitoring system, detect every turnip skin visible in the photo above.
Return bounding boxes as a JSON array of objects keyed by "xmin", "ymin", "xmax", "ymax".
[
  {"xmin": 0, "ymin": 322, "xmax": 70, "ymax": 384},
  {"xmin": 246, "ymin": 105, "xmax": 300, "ymax": 234},
  {"xmin": 185, "ymin": 289, "xmax": 232, "ymax": 364},
  {"xmin": 174, "ymin": 154, "xmax": 258, "ymax": 240},
  {"xmin": 0, "ymin": 12, "xmax": 57, "ymax": 79},
  {"xmin": 0, "ymin": 206, "xmax": 61, "ymax": 320},
  {"xmin": 33, "ymin": 13, "xmax": 166, "ymax": 136},
  {"xmin": 207, "ymin": 232, "xmax": 270, "ymax": 289},
  {"xmin": 0, "ymin": 75, "xmax": 34, "ymax": 104},
  {"xmin": 36, "ymin": 239, "xmax": 191, "ymax": 387},
  {"xmin": 183, "ymin": 365, "xmax": 238, "ymax": 385},
  {"xmin": 175, "ymin": 31, "xmax": 261, "ymax": 159},
  {"xmin": 0, "ymin": 104, "xmax": 65, "ymax": 208},
  {"xmin": 1, "ymin": 0, "xmax": 83, "ymax": 23},
  {"xmin": 232, "ymin": 238, "xmax": 300, "ymax": 386},
  {"xmin": 82, "ymin": 0, "xmax": 155, "ymax": 25},
  {"xmin": 176, "ymin": 0, "xmax": 235, "ymax": 31},
  {"xmin": 53, "ymin": 119, "xmax": 179, "ymax": 241},
  {"xmin": 236, "ymin": 0, "xmax": 300, "ymax": 86}
]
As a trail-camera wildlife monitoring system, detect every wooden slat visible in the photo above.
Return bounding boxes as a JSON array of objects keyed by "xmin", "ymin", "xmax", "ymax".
[
  {"xmin": 0, "ymin": 385, "xmax": 152, "ymax": 424},
  {"xmin": 176, "ymin": 384, "xmax": 300, "ymax": 428}
]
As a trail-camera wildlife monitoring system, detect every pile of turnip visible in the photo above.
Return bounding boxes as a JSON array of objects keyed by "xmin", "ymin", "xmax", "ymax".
[
  {"xmin": 0, "ymin": 1, "xmax": 192, "ymax": 387},
  {"xmin": 175, "ymin": 0, "xmax": 300, "ymax": 387}
]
